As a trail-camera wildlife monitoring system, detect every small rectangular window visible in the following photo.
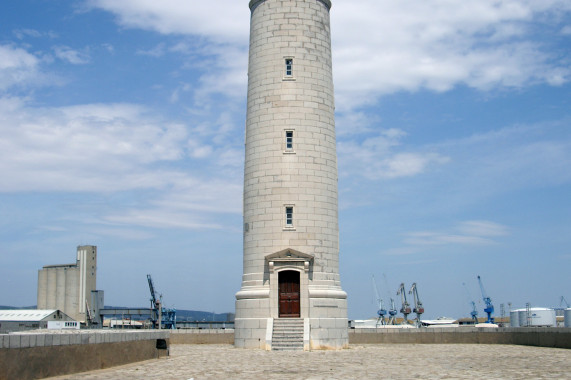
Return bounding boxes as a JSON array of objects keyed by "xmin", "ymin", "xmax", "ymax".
[
  {"xmin": 285, "ymin": 130, "xmax": 293, "ymax": 150},
  {"xmin": 285, "ymin": 206, "xmax": 294, "ymax": 227},
  {"xmin": 285, "ymin": 58, "xmax": 293, "ymax": 77}
]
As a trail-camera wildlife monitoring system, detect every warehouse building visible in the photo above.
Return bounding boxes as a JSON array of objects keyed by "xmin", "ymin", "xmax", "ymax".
[{"xmin": 0, "ymin": 309, "xmax": 76, "ymax": 333}]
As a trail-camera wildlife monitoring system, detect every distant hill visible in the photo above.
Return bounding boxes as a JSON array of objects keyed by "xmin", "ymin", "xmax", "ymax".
[
  {"xmin": 0, "ymin": 305, "xmax": 37, "ymax": 310},
  {"xmin": 103, "ymin": 306, "xmax": 233, "ymax": 322},
  {"xmin": 175, "ymin": 309, "xmax": 233, "ymax": 322}
]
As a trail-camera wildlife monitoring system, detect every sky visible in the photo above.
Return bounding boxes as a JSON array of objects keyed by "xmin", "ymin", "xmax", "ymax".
[{"xmin": 0, "ymin": 0, "xmax": 570, "ymax": 321}]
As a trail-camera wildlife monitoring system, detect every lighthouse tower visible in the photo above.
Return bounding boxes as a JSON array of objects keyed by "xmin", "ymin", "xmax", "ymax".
[{"xmin": 235, "ymin": 0, "xmax": 348, "ymax": 350}]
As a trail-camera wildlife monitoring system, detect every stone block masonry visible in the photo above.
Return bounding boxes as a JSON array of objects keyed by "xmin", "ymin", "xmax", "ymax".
[
  {"xmin": 0, "ymin": 330, "xmax": 169, "ymax": 380},
  {"xmin": 349, "ymin": 327, "xmax": 571, "ymax": 349},
  {"xmin": 236, "ymin": 0, "xmax": 348, "ymax": 350}
]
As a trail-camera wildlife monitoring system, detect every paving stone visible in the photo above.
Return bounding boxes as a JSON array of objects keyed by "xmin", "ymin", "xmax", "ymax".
[{"xmin": 46, "ymin": 344, "xmax": 571, "ymax": 379}]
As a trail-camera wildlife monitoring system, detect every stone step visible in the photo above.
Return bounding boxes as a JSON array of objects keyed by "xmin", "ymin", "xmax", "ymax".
[
  {"xmin": 272, "ymin": 347, "xmax": 304, "ymax": 351},
  {"xmin": 272, "ymin": 342, "xmax": 304, "ymax": 347},
  {"xmin": 272, "ymin": 336, "xmax": 303, "ymax": 341},
  {"xmin": 272, "ymin": 319, "xmax": 304, "ymax": 351},
  {"xmin": 273, "ymin": 319, "xmax": 303, "ymax": 323}
]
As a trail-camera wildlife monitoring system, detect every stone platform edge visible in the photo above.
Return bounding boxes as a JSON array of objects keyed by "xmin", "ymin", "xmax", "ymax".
[
  {"xmin": 170, "ymin": 329, "xmax": 235, "ymax": 344},
  {"xmin": 0, "ymin": 331, "xmax": 170, "ymax": 380},
  {"xmin": 349, "ymin": 327, "xmax": 571, "ymax": 349},
  {"xmin": 0, "ymin": 330, "xmax": 169, "ymax": 349}
]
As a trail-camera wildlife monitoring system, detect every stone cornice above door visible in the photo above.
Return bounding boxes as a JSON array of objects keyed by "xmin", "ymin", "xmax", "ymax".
[{"xmin": 265, "ymin": 249, "xmax": 314, "ymax": 273}]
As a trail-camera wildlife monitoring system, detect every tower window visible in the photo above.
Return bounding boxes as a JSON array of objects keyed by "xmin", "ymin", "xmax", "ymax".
[
  {"xmin": 285, "ymin": 58, "xmax": 293, "ymax": 77},
  {"xmin": 285, "ymin": 130, "xmax": 293, "ymax": 150},
  {"xmin": 285, "ymin": 206, "xmax": 294, "ymax": 228}
]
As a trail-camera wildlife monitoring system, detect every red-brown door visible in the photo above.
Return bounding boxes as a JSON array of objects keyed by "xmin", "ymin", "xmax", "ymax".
[{"xmin": 279, "ymin": 271, "xmax": 300, "ymax": 317}]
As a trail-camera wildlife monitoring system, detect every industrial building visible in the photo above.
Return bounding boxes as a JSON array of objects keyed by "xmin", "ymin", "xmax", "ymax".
[
  {"xmin": 37, "ymin": 245, "xmax": 97, "ymax": 323},
  {"xmin": 0, "ymin": 309, "xmax": 75, "ymax": 334}
]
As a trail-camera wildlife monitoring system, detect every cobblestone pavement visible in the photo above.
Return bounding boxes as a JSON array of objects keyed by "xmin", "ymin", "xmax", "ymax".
[{"xmin": 48, "ymin": 344, "xmax": 571, "ymax": 379}]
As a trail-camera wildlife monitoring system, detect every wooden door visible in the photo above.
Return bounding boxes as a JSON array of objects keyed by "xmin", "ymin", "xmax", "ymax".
[{"xmin": 278, "ymin": 271, "xmax": 300, "ymax": 317}]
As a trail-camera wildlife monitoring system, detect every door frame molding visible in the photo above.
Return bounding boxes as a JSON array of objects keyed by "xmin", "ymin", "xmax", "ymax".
[{"xmin": 266, "ymin": 249, "xmax": 313, "ymax": 319}]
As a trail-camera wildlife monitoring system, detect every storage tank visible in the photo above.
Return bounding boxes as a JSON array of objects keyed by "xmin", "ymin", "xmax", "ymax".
[
  {"xmin": 518, "ymin": 308, "xmax": 556, "ymax": 327},
  {"xmin": 565, "ymin": 308, "xmax": 571, "ymax": 328},
  {"xmin": 510, "ymin": 310, "xmax": 521, "ymax": 327}
]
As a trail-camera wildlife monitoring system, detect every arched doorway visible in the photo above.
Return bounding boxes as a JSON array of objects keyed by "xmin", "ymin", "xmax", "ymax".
[{"xmin": 278, "ymin": 270, "xmax": 300, "ymax": 317}]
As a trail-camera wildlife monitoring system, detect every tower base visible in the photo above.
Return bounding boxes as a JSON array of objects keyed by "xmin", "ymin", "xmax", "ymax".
[{"xmin": 234, "ymin": 295, "xmax": 348, "ymax": 350}]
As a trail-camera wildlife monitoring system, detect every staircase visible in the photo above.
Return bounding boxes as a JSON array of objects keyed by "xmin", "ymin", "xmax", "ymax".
[{"xmin": 271, "ymin": 318, "xmax": 304, "ymax": 351}]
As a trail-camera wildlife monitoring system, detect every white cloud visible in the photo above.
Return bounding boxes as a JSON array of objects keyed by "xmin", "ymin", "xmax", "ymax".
[
  {"xmin": 331, "ymin": 0, "xmax": 571, "ymax": 110},
  {"xmin": 456, "ymin": 221, "xmax": 509, "ymax": 237},
  {"xmin": 86, "ymin": 0, "xmax": 249, "ymax": 44},
  {"xmin": 13, "ymin": 29, "xmax": 58, "ymax": 40},
  {"xmin": 53, "ymin": 45, "xmax": 91, "ymax": 64},
  {"xmin": 104, "ymin": 209, "xmax": 224, "ymax": 230},
  {"xmin": 0, "ymin": 96, "xmax": 244, "ymax": 231},
  {"xmin": 0, "ymin": 44, "xmax": 41, "ymax": 90},
  {"xmin": 338, "ymin": 129, "xmax": 449, "ymax": 180},
  {"xmin": 137, "ymin": 43, "xmax": 167, "ymax": 57},
  {"xmin": 0, "ymin": 97, "xmax": 239, "ymax": 193},
  {"xmin": 404, "ymin": 232, "xmax": 495, "ymax": 247},
  {"xmin": 393, "ymin": 220, "xmax": 510, "ymax": 252},
  {"xmin": 13, "ymin": 29, "xmax": 42, "ymax": 39},
  {"xmin": 86, "ymin": 0, "xmax": 571, "ymax": 114},
  {"xmin": 0, "ymin": 45, "xmax": 38, "ymax": 70}
]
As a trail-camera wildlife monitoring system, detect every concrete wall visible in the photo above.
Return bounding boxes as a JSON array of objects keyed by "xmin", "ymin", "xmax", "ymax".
[
  {"xmin": 3, "ymin": 328, "xmax": 568, "ymax": 379},
  {"xmin": 0, "ymin": 330, "xmax": 169, "ymax": 380},
  {"xmin": 349, "ymin": 327, "xmax": 571, "ymax": 349},
  {"xmin": 175, "ymin": 327, "xmax": 571, "ymax": 349},
  {"xmin": 170, "ymin": 329, "xmax": 234, "ymax": 345}
]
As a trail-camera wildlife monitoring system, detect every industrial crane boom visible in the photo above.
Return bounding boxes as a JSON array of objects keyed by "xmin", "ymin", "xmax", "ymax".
[
  {"xmin": 372, "ymin": 275, "xmax": 387, "ymax": 325},
  {"xmin": 463, "ymin": 282, "xmax": 479, "ymax": 323},
  {"xmin": 397, "ymin": 283, "xmax": 411, "ymax": 323},
  {"xmin": 409, "ymin": 283, "xmax": 424, "ymax": 315},
  {"xmin": 147, "ymin": 274, "xmax": 158, "ymax": 307},
  {"xmin": 477, "ymin": 275, "xmax": 494, "ymax": 323},
  {"xmin": 383, "ymin": 274, "xmax": 398, "ymax": 325},
  {"xmin": 146, "ymin": 274, "xmax": 176, "ymax": 329}
]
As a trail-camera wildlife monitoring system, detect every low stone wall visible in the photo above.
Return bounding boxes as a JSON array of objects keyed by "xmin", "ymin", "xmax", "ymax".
[
  {"xmin": 170, "ymin": 329, "xmax": 234, "ymax": 345},
  {"xmin": 2, "ymin": 327, "xmax": 568, "ymax": 379},
  {"xmin": 0, "ymin": 330, "xmax": 169, "ymax": 380},
  {"xmin": 349, "ymin": 327, "xmax": 571, "ymax": 349}
]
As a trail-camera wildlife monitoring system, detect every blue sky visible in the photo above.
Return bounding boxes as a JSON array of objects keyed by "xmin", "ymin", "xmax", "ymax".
[{"xmin": 1, "ymin": 0, "xmax": 570, "ymax": 320}]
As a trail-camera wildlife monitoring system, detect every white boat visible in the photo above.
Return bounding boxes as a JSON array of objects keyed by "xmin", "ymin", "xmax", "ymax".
[
  {"xmin": 420, "ymin": 317, "xmax": 459, "ymax": 328},
  {"xmin": 474, "ymin": 322, "xmax": 499, "ymax": 328}
]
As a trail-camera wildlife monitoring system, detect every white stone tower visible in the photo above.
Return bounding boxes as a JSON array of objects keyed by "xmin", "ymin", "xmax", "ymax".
[{"xmin": 235, "ymin": 0, "xmax": 348, "ymax": 350}]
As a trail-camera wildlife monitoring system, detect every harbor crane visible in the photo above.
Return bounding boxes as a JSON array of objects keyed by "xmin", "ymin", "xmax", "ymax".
[
  {"xmin": 463, "ymin": 282, "xmax": 479, "ymax": 324},
  {"xmin": 372, "ymin": 275, "xmax": 387, "ymax": 326},
  {"xmin": 397, "ymin": 283, "xmax": 412, "ymax": 324},
  {"xmin": 560, "ymin": 296, "xmax": 570, "ymax": 309},
  {"xmin": 147, "ymin": 274, "xmax": 177, "ymax": 329},
  {"xmin": 409, "ymin": 283, "xmax": 424, "ymax": 326},
  {"xmin": 383, "ymin": 274, "xmax": 398, "ymax": 325},
  {"xmin": 387, "ymin": 299, "xmax": 398, "ymax": 325},
  {"xmin": 477, "ymin": 275, "xmax": 494, "ymax": 323}
]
